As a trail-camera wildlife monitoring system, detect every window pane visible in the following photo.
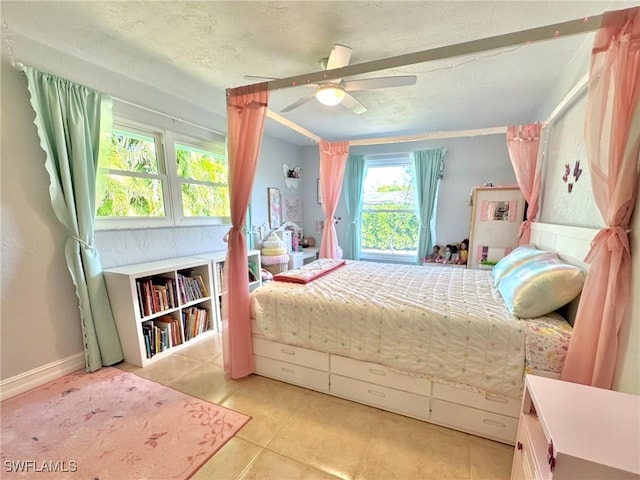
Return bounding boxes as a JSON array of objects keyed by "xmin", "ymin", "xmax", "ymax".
[
  {"xmin": 100, "ymin": 129, "xmax": 160, "ymax": 173},
  {"xmin": 96, "ymin": 174, "xmax": 165, "ymax": 217},
  {"xmin": 176, "ymin": 143, "xmax": 227, "ymax": 184},
  {"xmin": 363, "ymin": 165, "xmax": 415, "ymax": 209},
  {"xmin": 361, "ymin": 164, "xmax": 418, "ymax": 253},
  {"xmin": 361, "ymin": 211, "xmax": 419, "ymax": 252},
  {"xmin": 181, "ymin": 183, "xmax": 230, "ymax": 217}
]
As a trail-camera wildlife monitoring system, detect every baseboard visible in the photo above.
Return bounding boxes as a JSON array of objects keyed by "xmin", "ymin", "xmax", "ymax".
[{"xmin": 1, "ymin": 353, "xmax": 85, "ymax": 401}]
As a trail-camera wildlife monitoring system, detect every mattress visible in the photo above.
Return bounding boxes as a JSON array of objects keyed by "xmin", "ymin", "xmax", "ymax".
[{"xmin": 250, "ymin": 260, "xmax": 571, "ymax": 399}]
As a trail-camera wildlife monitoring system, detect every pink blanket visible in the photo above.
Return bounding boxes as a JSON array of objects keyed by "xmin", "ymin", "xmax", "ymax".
[{"xmin": 273, "ymin": 258, "xmax": 346, "ymax": 284}]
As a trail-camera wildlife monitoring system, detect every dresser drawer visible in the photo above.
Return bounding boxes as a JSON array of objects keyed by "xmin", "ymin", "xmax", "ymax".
[
  {"xmin": 254, "ymin": 355, "xmax": 329, "ymax": 392},
  {"xmin": 433, "ymin": 383, "xmax": 520, "ymax": 417},
  {"xmin": 511, "ymin": 413, "xmax": 547, "ymax": 480},
  {"xmin": 253, "ymin": 337, "xmax": 329, "ymax": 371},
  {"xmin": 330, "ymin": 374, "xmax": 430, "ymax": 420},
  {"xmin": 431, "ymin": 398, "xmax": 518, "ymax": 444},
  {"xmin": 331, "ymin": 355, "xmax": 431, "ymax": 396}
]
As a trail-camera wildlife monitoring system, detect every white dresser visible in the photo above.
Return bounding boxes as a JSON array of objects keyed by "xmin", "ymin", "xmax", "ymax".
[{"xmin": 511, "ymin": 375, "xmax": 640, "ymax": 480}]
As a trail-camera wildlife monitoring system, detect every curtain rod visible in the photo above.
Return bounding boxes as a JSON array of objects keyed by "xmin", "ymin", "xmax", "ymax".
[{"xmin": 111, "ymin": 97, "xmax": 225, "ymax": 137}]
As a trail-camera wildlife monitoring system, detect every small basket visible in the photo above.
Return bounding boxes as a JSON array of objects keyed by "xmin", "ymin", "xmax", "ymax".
[{"xmin": 263, "ymin": 263, "xmax": 289, "ymax": 275}]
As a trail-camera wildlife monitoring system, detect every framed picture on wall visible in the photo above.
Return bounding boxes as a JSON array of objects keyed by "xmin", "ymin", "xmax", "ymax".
[{"xmin": 268, "ymin": 187, "xmax": 282, "ymax": 228}]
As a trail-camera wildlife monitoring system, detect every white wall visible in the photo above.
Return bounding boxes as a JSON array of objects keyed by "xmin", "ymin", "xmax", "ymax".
[{"xmin": 299, "ymin": 135, "xmax": 517, "ymax": 254}]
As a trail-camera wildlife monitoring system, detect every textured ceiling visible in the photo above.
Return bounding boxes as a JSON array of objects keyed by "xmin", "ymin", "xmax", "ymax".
[{"xmin": 2, "ymin": 1, "xmax": 636, "ymax": 146}]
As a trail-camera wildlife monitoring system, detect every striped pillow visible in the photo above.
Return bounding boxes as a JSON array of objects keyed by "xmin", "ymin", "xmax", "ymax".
[
  {"xmin": 491, "ymin": 245, "xmax": 555, "ymax": 286},
  {"xmin": 498, "ymin": 256, "xmax": 586, "ymax": 319}
]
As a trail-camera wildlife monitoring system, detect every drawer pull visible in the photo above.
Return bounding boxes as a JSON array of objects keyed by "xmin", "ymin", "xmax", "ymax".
[
  {"xmin": 368, "ymin": 368, "xmax": 387, "ymax": 377},
  {"xmin": 280, "ymin": 348, "xmax": 295, "ymax": 356},
  {"xmin": 281, "ymin": 367, "xmax": 296, "ymax": 374},
  {"xmin": 482, "ymin": 418, "xmax": 506, "ymax": 429},
  {"xmin": 367, "ymin": 389, "xmax": 386, "ymax": 398},
  {"xmin": 517, "ymin": 441, "xmax": 523, "ymax": 450},
  {"xmin": 484, "ymin": 393, "xmax": 509, "ymax": 404}
]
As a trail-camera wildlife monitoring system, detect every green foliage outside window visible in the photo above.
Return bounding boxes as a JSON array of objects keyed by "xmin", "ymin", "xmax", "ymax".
[
  {"xmin": 96, "ymin": 130, "xmax": 165, "ymax": 217},
  {"xmin": 176, "ymin": 143, "xmax": 230, "ymax": 218},
  {"xmin": 361, "ymin": 164, "xmax": 418, "ymax": 253},
  {"xmin": 361, "ymin": 206, "xmax": 419, "ymax": 251}
]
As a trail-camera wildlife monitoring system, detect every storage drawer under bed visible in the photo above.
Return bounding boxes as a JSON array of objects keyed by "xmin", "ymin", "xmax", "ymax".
[{"xmin": 430, "ymin": 398, "xmax": 518, "ymax": 444}]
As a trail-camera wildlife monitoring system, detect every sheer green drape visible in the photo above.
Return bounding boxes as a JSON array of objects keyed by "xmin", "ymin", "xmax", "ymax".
[
  {"xmin": 343, "ymin": 155, "xmax": 367, "ymax": 260},
  {"xmin": 412, "ymin": 148, "xmax": 446, "ymax": 265},
  {"xmin": 24, "ymin": 67, "xmax": 123, "ymax": 371}
]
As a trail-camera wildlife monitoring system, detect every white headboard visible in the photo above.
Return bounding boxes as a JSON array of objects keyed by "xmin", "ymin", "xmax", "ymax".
[
  {"xmin": 530, "ymin": 222, "xmax": 599, "ymax": 325},
  {"xmin": 530, "ymin": 222, "xmax": 598, "ymax": 270}
]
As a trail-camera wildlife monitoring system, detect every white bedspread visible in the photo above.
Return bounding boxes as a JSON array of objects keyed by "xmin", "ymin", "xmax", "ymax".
[{"xmin": 252, "ymin": 261, "xmax": 546, "ymax": 398}]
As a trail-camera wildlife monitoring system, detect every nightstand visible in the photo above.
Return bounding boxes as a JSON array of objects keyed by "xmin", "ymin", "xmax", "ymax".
[{"xmin": 511, "ymin": 375, "xmax": 640, "ymax": 480}]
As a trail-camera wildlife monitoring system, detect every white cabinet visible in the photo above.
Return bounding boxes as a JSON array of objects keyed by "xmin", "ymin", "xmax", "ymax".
[
  {"xmin": 468, "ymin": 186, "xmax": 525, "ymax": 269},
  {"xmin": 511, "ymin": 375, "xmax": 640, "ymax": 480},
  {"xmin": 195, "ymin": 250, "xmax": 262, "ymax": 331},
  {"xmin": 104, "ymin": 257, "xmax": 215, "ymax": 367}
]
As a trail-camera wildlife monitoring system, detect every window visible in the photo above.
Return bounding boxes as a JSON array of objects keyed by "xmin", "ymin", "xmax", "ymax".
[
  {"xmin": 96, "ymin": 118, "xmax": 230, "ymax": 229},
  {"xmin": 173, "ymin": 139, "xmax": 230, "ymax": 222},
  {"xmin": 361, "ymin": 157, "xmax": 419, "ymax": 261}
]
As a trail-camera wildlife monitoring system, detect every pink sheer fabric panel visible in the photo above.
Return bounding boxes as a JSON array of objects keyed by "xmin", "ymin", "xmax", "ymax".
[
  {"xmin": 223, "ymin": 85, "xmax": 269, "ymax": 379},
  {"xmin": 561, "ymin": 7, "xmax": 640, "ymax": 389},
  {"xmin": 319, "ymin": 140, "xmax": 350, "ymax": 258},
  {"xmin": 506, "ymin": 123, "xmax": 542, "ymax": 245}
]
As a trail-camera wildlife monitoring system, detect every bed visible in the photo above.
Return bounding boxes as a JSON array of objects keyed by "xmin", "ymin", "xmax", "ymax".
[{"xmin": 249, "ymin": 223, "xmax": 597, "ymax": 444}]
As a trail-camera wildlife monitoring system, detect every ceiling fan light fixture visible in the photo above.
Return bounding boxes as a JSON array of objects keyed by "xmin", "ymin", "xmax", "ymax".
[{"xmin": 315, "ymin": 85, "xmax": 345, "ymax": 106}]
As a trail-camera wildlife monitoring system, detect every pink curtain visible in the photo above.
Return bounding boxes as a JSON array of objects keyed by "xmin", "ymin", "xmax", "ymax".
[
  {"xmin": 506, "ymin": 123, "xmax": 543, "ymax": 245},
  {"xmin": 561, "ymin": 7, "xmax": 640, "ymax": 389},
  {"xmin": 223, "ymin": 85, "xmax": 269, "ymax": 379},
  {"xmin": 319, "ymin": 140, "xmax": 350, "ymax": 258}
]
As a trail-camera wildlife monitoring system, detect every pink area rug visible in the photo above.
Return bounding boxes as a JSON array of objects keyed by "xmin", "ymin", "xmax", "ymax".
[{"xmin": 0, "ymin": 367, "xmax": 250, "ymax": 479}]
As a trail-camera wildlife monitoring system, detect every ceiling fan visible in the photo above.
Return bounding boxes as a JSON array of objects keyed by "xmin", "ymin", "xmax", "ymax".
[{"xmin": 246, "ymin": 44, "xmax": 417, "ymax": 115}]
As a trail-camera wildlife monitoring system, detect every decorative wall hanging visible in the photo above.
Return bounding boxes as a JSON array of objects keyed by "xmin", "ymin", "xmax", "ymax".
[
  {"xmin": 282, "ymin": 163, "xmax": 301, "ymax": 189},
  {"xmin": 267, "ymin": 187, "xmax": 282, "ymax": 228},
  {"xmin": 283, "ymin": 195, "xmax": 301, "ymax": 222},
  {"xmin": 562, "ymin": 160, "xmax": 583, "ymax": 193}
]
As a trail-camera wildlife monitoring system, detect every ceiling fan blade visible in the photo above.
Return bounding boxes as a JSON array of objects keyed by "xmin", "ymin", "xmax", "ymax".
[
  {"xmin": 341, "ymin": 92, "xmax": 367, "ymax": 115},
  {"xmin": 280, "ymin": 92, "xmax": 316, "ymax": 112},
  {"xmin": 343, "ymin": 75, "xmax": 417, "ymax": 92},
  {"xmin": 326, "ymin": 44, "xmax": 352, "ymax": 70}
]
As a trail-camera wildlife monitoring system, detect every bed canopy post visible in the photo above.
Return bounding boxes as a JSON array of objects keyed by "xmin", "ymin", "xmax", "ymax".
[
  {"xmin": 319, "ymin": 140, "xmax": 350, "ymax": 259},
  {"xmin": 223, "ymin": 84, "xmax": 269, "ymax": 379}
]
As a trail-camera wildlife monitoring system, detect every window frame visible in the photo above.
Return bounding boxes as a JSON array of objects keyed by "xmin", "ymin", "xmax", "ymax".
[
  {"xmin": 359, "ymin": 155, "xmax": 419, "ymax": 263},
  {"xmin": 165, "ymin": 131, "xmax": 231, "ymax": 227},
  {"xmin": 95, "ymin": 118, "xmax": 231, "ymax": 231}
]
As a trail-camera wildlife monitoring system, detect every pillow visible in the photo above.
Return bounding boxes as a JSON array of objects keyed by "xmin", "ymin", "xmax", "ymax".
[
  {"xmin": 491, "ymin": 245, "xmax": 555, "ymax": 286},
  {"xmin": 498, "ymin": 256, "xmax": 586, "ymax": 319}
]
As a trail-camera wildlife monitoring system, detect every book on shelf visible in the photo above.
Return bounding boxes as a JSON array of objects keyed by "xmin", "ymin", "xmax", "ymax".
[{"xmin": 136, "ymin": 276, "xmax": 178, "ymax": 318}]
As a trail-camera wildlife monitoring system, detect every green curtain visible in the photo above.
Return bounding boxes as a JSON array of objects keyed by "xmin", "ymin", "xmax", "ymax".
[
  {"xmin": 343, "ymin": 155, "xmax": 367, "ymax": 260},
  {"xmin": 24, "ymin": 67, "xmax": 123, "ymax": 371},
  {"xmin": 413, "ymin": 148, "xmax": 446, "ymax": 265}
]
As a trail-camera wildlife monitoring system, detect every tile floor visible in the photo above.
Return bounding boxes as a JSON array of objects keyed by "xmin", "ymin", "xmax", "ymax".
[{"xmin": 117, "ymin": 333, "xmax": 515, "ymax": 480}]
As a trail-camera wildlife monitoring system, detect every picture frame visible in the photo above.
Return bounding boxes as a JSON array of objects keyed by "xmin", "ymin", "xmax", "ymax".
[
  {"xmin": 267, "ymin": 187, "xmax": 282, "ymax": 228},
  {"xmin": 317, "ymin": 178, "xmax": 323, "ymax": 204}
]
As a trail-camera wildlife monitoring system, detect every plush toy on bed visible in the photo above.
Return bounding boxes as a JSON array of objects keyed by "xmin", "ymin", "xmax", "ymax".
[{"xmin": 442, "ymin": 244, "xmax": 459, "ymax": 264}]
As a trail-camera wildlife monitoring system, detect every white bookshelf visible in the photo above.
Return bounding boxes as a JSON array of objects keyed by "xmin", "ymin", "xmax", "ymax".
[
  {"xmin": 194, "ymin": 250, "xmax": 262, "ymax": 331},
  {"xmin": 103, "ymin": 256, "xmax": 214, "ymax": 367}
]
